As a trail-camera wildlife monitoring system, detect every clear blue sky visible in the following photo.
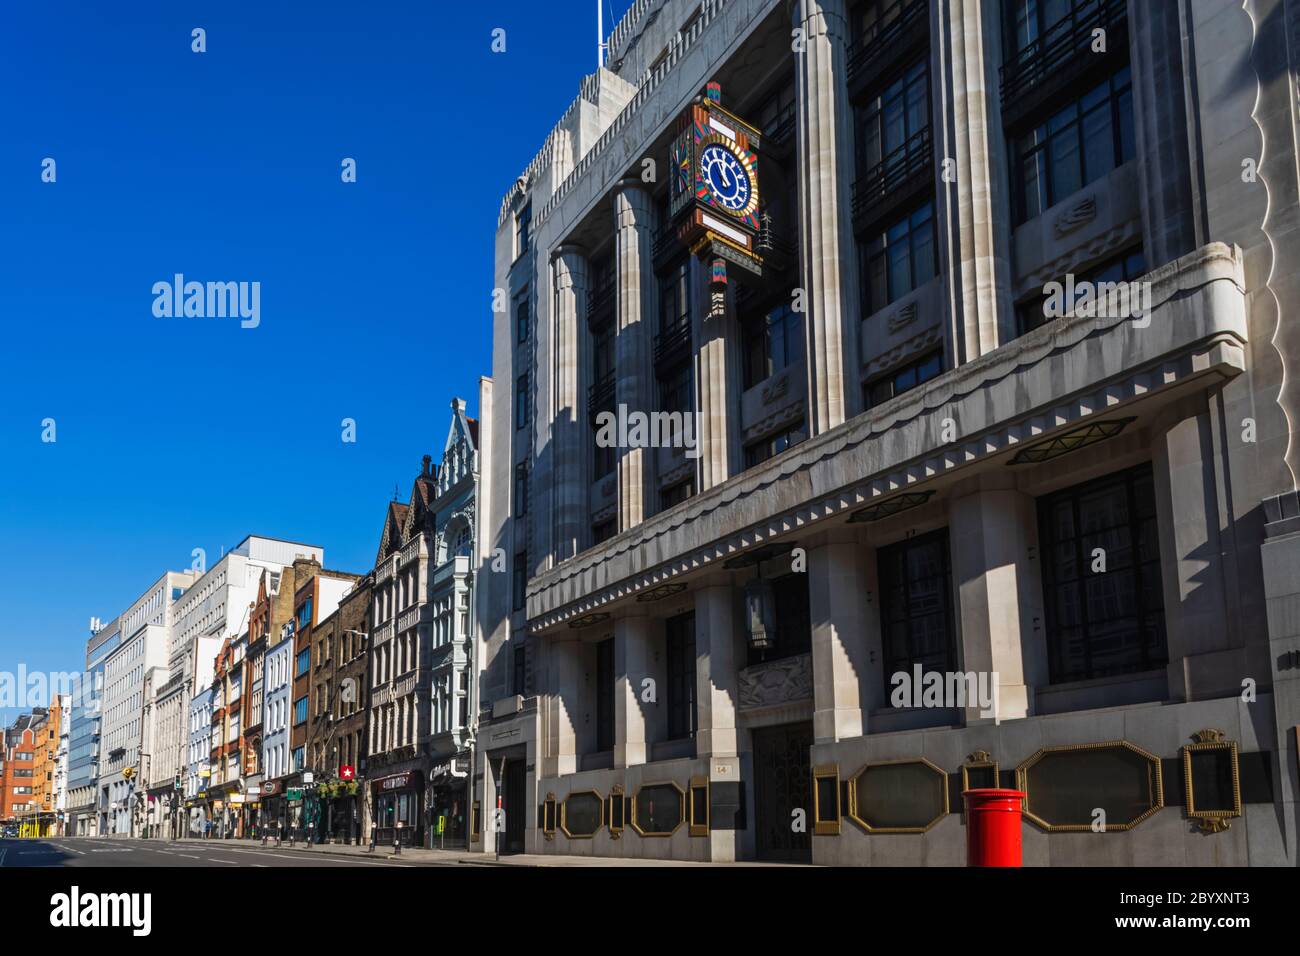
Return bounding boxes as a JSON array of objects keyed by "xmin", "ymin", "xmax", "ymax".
[{"xmin": 0, "ymin": 0, "xmax": 633, "ymax": 715}]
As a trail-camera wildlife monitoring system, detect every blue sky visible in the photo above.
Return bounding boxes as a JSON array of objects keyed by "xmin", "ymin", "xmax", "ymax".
[{"xmin": 0, "ymin": 0, "xmax": 633, "ymax": 714}]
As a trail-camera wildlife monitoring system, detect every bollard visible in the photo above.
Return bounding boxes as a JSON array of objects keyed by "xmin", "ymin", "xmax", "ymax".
[{"xmin": 963, "ymin": 789, "xmax": 1026, "ymax": 867}]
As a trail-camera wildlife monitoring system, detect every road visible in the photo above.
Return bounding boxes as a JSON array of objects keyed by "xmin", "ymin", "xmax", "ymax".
[{"xmin": 0, "ymin": 837, "xmax": 427, "ymax": 868}]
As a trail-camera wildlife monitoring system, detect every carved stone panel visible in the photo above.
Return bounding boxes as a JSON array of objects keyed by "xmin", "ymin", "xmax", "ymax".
[{"xmin": 739, "ymin": 653, "xmax": 813, "ymax": 711}]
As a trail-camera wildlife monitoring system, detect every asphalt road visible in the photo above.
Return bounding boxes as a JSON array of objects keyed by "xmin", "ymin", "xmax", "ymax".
[{"xmin": 0, "ymin": 837, "xmax": 426, "ymax": 868}]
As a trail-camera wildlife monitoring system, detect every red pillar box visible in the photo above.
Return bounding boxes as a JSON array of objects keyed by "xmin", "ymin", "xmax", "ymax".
[{"xmin": 963, "ymin": 789, "xmax": 1026, "ymax": 867}]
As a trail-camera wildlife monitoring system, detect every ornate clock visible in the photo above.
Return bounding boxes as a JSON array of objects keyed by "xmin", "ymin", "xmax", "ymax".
[{"xmin": 664, "ymin": 82, "xmax": 764, "ymax": 277}]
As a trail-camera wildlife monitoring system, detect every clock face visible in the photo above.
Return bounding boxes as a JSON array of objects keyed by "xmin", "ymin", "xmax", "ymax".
[{"xmin": 700, "ymin": 143, "xmax": 752, "ymax": 213}]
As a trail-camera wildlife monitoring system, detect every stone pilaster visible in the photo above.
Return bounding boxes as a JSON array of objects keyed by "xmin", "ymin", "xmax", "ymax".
[
  {"xmin": 793, "ymin": 0, "xmax": 859, "ymax": 432},
  {"xmin": 614, "ymin": 612, "xmax": 651, "ymax": 768},
  {"xmin": 949, "ymin": 480, "xmax": 1041, "ymax": 723},
  {"xmin": 934, "ymin": 0, "xmax": 1014, "ymax": 361},
  {"xmin": 1150, "ymin": 401, "xmax": 1235, "ymax": 701},
  {"xmin": 614, "ymin": 179, "xmax": 656, "ymax": 528},
  {"xmin": 549, "ymin": 638, "xmax": 584, "ymax": 776},
  {"xmin": 808, "ymin": 535, "xmax": 873, "ymax": 742},
  {"xmin": 693, "ymin": 582, "xmax": 739, "ymax": 759},
  {"xmin": 552, "ymin": 245, "xmax": 588, "ymax": 562}
]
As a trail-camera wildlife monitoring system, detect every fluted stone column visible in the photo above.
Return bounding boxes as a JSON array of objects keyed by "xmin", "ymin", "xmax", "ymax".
[
  {"xmin": 552, "ymin": 246, "xmax": 588, "ymax": 562},
  {"xmin": 794, "ymin": 0, "xmax": 859, "ymax": 433},
  {"xmin": 949, "ymin": 479, "xmax": 1041, "ymax": 723},
  {"xmin": 1127, "ymin": 0, "xmax": 1198, "ymax": 265},
  {"xmin": 934, "ymin": 0, "xmax": 1015, "ymax": 361},
  {"xmin": 614, "ymin": 179, "xmax": 656, "ymax": 528},
  {"xmin": 614, "ymin": 612, "xmax": 651, "ymax": 768},
  {"xmin": 809, "ymin": 535, "xmax": 873, "ymax": 742},
  {"xmin": 695, "ymin": 264, "xmax": 741, "ymax": 489}
]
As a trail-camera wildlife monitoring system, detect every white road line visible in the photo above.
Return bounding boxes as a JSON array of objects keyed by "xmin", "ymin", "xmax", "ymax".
[
  {"xmin": 0, "ymin": 849, "xmax": 7, "ymax": 867},
  {"xmin": 178, "ymin": 853, "xmax": 201, "ymax": 859},
  {"xmin": 207, "ymin": 846, "xmax": 413, "ymax": 868}
]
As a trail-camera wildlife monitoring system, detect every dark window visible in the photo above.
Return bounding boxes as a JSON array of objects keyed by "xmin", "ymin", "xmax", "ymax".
[
  {"xmin": 1016, "ymin": 247, "xmax": 1146, "ymax": 336},
  {"xmin": 877, "ymin": 529, "xmax": 956, "ymax": 688},
  {"xmin": 516, "ymin": 203, "xmax": 531, "ymax": 257},
  {"xmin": 514, "ymin": 463, "xmax": 528, "ymax": 516},
  {"xmin": 1037, "ymin": 463, "xmax": 1167, "ymax": 683},
  {"xmin": 1013, "ymin": 66, "xmax": 1134, "ymax": 224},
  {"xmin": 659, "ymin": 363, "xmax": 693, "ymax": 419},
  {"xmin": 660, "ymin": 478, "xmax": 695, "ymax": 511},
  {"xmin": 665, "ymin": 612, "xmax": 697, "ymax": 741},
  {"xmin": 512, "ymin": 643, "xmax": 527, "ymax": 696},
  {"xmin": 515, "ymin": 297, "xmax": 529, "ymax": 344},
  {"xmin": 856, "ymin": 58, "xmax": 929, "ymax": 179},
  {"xmin": 863, "ymin": 349, "xmax": 943, "ymax": 409},
  {"xmin": 515, "ymin": 375, "xmax": 528, "ymax": 429},
  {"xmin": 1007, "ymin": 0, "xmax": 1085, "ymax": 57},
  {"xmin": 861, "ymin": 202, "xmax": 936, "ymax": 315},
  {"xmin": 595, "ymin": 638, "xmax": 615, "ymax": 753},
  {"xmin": 591, "ymin": 518, "xmax": 617, "ymax": 547},
  {"xmin": 742, "ymin": 298, "xmax": 804, "ymax": 390},
  {"xmin": 748, "ymin": 573, "xmax": 812, "ymax": 667},
  {"xmin": 512, "ymin": 552, "xmax": 527, "ymax": 612},
  {"xmin": 659, "ymin": 259, "xmax": 691, "ymax": 335},
  {"xmin": 592, "ymin": 322, "xmax": 616, "ymax": 480},
  {"xmin": 744, "ymin": 424, "xmax": 807, "ymax": 469}
]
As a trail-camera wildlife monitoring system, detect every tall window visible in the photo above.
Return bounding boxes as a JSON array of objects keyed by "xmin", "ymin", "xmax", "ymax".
[
  {"xmin": 512, "ymin": 643, "xmax": 527, "ymax": 696},
  {"xmin": 512, "ymin": 552, "xmax": 527, "ymax": 612},
  {"xmin": 861, "ymin": 202, "xmax": 935, "ymax": 315},
  {"xmin": 742, "ymin": 299, "xmax": 804, "ymax": 389},
  {"xmin": 515, "ymin": 374, "xmax": 529, "ymax": 429},
  {"xmin": 665, "ymin": 613, "xmax": 697, "ymax": 741},
  {"xmin": 877, "ymin": 530, "xmax": 956, "ymax": 687},
  {"xmin": 595, "ymin": 638, "xmax": 615, "ymax": 753},
  {"xmin": 515, "ymin": 297, "xmax": 529, "ymax": 344},
  {"xmin": 659, "ymin": 363, "xmax": 693, "ymax": 419},
  {"xmin": 658, "ymin": 259, "xmax": 691, "ymax": 335},
  {"xmin": 1037, "ymin": 464, "xmax": 1166, "ymax": 683},
  {"xmin": 591, "ymin": 322, "xmax": 616, "ymax": 480},
  {"xmin": 1013, "ymin": 66, "xmax": 1134, "ymax": 223},
  {"xmin": 515, "ymin": 203, "xmax": 531, "ymax": 258},
  {"xmin": 857, "ymin": 58, "xmax": 929, "ymax": 180},
  {"xmin": 293, "ymin": 697, "xmax": 308, "ymax": 726},
  {"xmin": 514, "ymin": 463, "xmax": 528, "ymax": 516}
]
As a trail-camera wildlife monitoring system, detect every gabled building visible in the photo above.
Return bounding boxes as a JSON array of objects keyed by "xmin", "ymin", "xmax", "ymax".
[{"xmin": 365, "ymin": 399, "xmax": 480, "ymax": 847}]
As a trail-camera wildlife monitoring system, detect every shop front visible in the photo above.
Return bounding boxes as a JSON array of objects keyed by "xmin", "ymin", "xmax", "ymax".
[
  {"xmin": 372, "ymin": 771, "xmax": 423, "ymax": 846},
  {"xmin": 428, "ymin": 756, "xmax": 470, "ymax": 848},
  {"xmin": 260, "ymin": 779, "xmax": 286, "ymax": 840}
]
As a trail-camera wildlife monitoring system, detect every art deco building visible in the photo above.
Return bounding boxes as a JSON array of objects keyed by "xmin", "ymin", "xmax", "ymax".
[{"xmin": 474, "ymin": 0, "xmax": 1300, "ymax": 864}]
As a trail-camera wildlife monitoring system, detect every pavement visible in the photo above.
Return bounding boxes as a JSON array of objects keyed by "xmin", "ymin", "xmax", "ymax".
[{"xmin": 0, "ymin": 835, "xmax": 731, "ymax": 867}]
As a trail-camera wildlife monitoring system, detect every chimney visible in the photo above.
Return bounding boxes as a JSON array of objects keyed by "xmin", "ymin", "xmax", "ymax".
[{"xmin": 422, "ymin": 454, "xmax": 433, "ymax": 476}]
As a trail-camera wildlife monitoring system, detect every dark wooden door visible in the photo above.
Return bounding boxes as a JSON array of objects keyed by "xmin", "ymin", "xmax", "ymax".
[
  {"xmin": 752, "ymin": 722, "xmax": 813, "ymax": 863},
  {"xmin": 502, "ymin": 759, "xmax": 526, "ymax": 854}
]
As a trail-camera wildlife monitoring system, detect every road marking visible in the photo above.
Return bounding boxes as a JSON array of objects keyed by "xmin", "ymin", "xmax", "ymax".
[
  {"xmin": 178, "ymin": 853, "xmax": 201, "ymax": 859},
  {"xmin": 205, "ymin": 846, "xmax": 414, "ymax": 868},
  {"xmin": 0, "ymin": 849, "xmax": 7, "ymax": 867}
]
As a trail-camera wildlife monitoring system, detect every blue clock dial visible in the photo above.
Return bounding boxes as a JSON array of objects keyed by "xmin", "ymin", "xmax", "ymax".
[{"xmin": 700, "ymin": 143, "xmax": 752, "ymax": 212}]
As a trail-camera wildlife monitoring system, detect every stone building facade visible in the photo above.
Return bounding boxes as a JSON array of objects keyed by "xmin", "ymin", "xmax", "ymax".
[{"xmin": 474, "ymin": 0, "xmax": 1300, "ymax": 865}]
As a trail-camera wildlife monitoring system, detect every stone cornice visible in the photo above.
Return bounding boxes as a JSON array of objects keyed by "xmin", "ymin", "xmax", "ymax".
[{"xmin": 526, "ymin": 243, "xmax": 1247, "ymax": 630}]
